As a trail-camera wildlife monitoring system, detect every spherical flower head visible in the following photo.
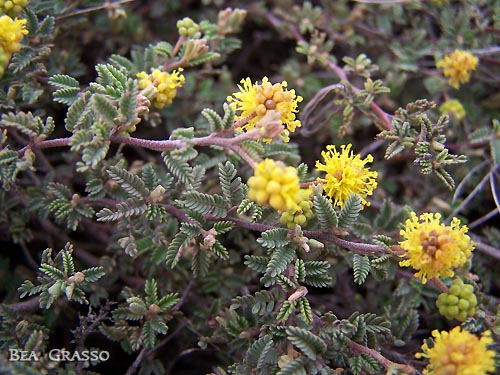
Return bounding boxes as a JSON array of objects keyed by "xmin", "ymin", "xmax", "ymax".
[
  {"xmin": 439, "ymin": 99, "xmax": 466, "ymax": 121},
  {"xmin": 247, "ymin": 159, "xmax": 301, "ymax": 212},
  {"xmin": 137, "ymin": 68, "xmax": 185, "ymax": 109},
  {"xmin": 0, "ymin": 15, "xmax": 28, "ymax": 56},
  {"xmin": 417, "ymin": 327, "xmax": 495, "ymax": 375},
  {"xmin": 0, "ymin": 0, "xmax": 29, "ymax": 17},
  {"xmin": 436, "ymin": 50, "xmax": 478, "ymax": 89},
  {"xmin": 177, "ymin": 17, "xmax": 199, "ymax": 37},
  {"xmin": 227, "ymin": 77, "xmax": 303, "ymax": 143},
  {"xmin": 315, "ymin": 144, "xmax": 378, "ymax": 208},
  {"xmin": 399, "ymin": 212, "xmax": 475, "ymax": 284}
]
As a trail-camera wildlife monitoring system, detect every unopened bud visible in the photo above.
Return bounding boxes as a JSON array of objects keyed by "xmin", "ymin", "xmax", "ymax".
[
  {"xmin": 150, "ymin": 185, "xmax": 166, "ymax": 203},
  {"xmin": 148, "ymin": 304, "xmax": 161, "ymax": 314},
  {"xmin": 202, "ymin": 228, "xmax": 217, "ymax": 248},
  {"xmin": 288, "ymin": 286, "xmax": 308, "ymax": 302},
  {"xmin": 256, "ymin": 110, "xmax": 284, "ymax": 140},
  {"xmin": 73, "ymin": 271, "xmax": 85, "ymax": 283},
  {"xmin": 307, "ymin": 238, "xmax": 324, "ymax": 250},
  {"xmin": 70, "ymin": 193, "xmax": 80, "ymax": 207}
]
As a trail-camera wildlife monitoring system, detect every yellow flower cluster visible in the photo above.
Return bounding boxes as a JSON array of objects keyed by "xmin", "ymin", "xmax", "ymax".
[
  {"xmin": 315, "ymin": 144, "xmax": 378, "ymax": 208},
  {"xmin": 436, "ymin": 50, "xmax": 478, "ymax": 89},
  {"xmin": 0, "ymin": 14, "xmax": 27, "ymax": 77},
  {"xmin": 398, "ymin": 212, "xmax": 475, "ymax": 284},
  {"xmin": 227, "ymin": 77, "xmax": 303, "ymax": 143},
  {"xmin": 0, "ymin": 14, "xmax": 27, "ymax": 55},
  {"xmin": 439, "ymin": 99, "xmax": 466, "ymax": 121},
  {"xmin": 0, "ymin": 0, "xmax": 29, "ymax": 16},
  {"xmin": 137, "ymin": 68, "xmax": 185, "ymax": 109},
  {"xmin": 247, "ymin": 159, "xmax": 307, "ymax": 213},
  {"xmin": 417, "ymin": 327, "xmax": 495, "ymax": 375}
]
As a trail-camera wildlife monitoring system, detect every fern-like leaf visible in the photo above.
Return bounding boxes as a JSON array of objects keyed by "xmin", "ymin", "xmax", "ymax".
[
  {"xmin": 338, "ymin": 193, "xmax": 362, "ymax": 228},
  {"xmin": 353, "ymin": 254, "xmax": 370, "ymax": 285},
  {"xmin": 107, "ymin": 166, "xmax": 149, "ymax": 199},
  {"xmin": 246, "ymin": 335, "xmax": 274, "ymax": 369},
  {"xmin": 183, "ymin": 191, "xmax": 227, "ymax": 218},
  {"xmin": 286, "ymin": 327, "xmax": 326, "ymax": 360},
  {"xmin": 266, "ymin": 247, "xmax": 295, "ymax": 278},
  {"xmin": 313, "ymin": 194, "xmax": 339, "ymax": 229},
  {"xmin": 49, "ymin": 74, "xmax": 80, "ymax": 105}
]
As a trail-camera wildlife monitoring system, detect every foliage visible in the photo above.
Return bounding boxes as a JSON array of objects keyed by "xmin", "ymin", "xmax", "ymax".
[{"xmin": 0, "ymin": 1, "xmax": 499, "ymax": 375}]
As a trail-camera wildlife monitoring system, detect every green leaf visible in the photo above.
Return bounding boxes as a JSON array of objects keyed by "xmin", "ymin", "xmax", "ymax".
[
  {"xmin": 338, "ymin": 193, "xmax": 362, "ymax": 228},
  {"xmin": 119, "ymin": 79, "xmax": 139, "ymax": 128},
  {"xmin": 143, "ymin": 322, "xmax": 156, "ymax": 349},
  {"xmin": 157, "ymin": 293, "xmax": 179, "ymax": 311},
  {"xmin": 202, "ymin": 108, "xmax": 223, "ymax": 132},
  {"xmin": 276, "ymin": 357, "xmax": 306, "ymax": 375},
  {"xmin": 93, "ymin": 94, "xmax": 119, "ymax": 127},
  {"xmin": 192, "ymin": 248, "xmax": 210, "ymax": 277},
  {"xmin": 286, "ymin": 327, "xmax": 326, "ymax": 360},
  {"xmin": 96, "ymin": 199, "xmax": 148, "ymax": 222},
  {"xmin": 62, "ymin": 250, "xmax": 75, "ymax": 276},
  {"xmin": 40, "ymin": 263, "xmax": 65, "ymax": 280},
  {"xmin": 246, "ymin": 335, "xmax": 274, "ymax": 368},
  {"xmin": 162, "ymin": 152, "xmax": 193, "ymax": 185},
  {"xmin": 277, "ymin": 300, "xmax": 296, "ymax": 322},
  {"xmin": 210, "ymin": 241, "xmax": 229, "ymax": 260},
  {"xmin": 107, "ymin": 166, "xmax": 149, "ymax": 199},
  {"xmin": 65, "ymin": 96, "xmax": 90, "ymax": 132},
  {"xmin": 298, "ymin": 298, "xmax": 312, "ymax": 324},
  {"xmin": 49, "ymin": 74, "xmax": 80, "ymax": 105},
  {"xmin": 0, "ymin": 150, "xmax": 18, "ymax": 166},
  {"xmin": 183, "ymin": 191, "xmax": 227, "ymax": 218},
  {"xmin": 244, "ymin": 255, "xmax": 268, "ymax": 273},
  {"xmin": 166, "ymin": 231, "xmax": 191, "ymax": 268},
  {"xmin": 1, "ymin": 112, "xmax": 43, "ymax": 138},
  {"xmin": 313, "ymin": 193, "xmax": 339, "ymax": 229},
  {"xmin": 348, "ymin": 356, "xmax": 362, "ymax": 375},
  {"xmin": 219, "ymin": 161, "xmax": 243, "ymax": 206},
  {"xmin": 266, "ymin": 247, "xmax": 295, "ymax": 278},
  {"xmin": 257, "ymin": 228, "xmax": 290, "ymax": 249},
  {"xmin": 81, "ymin": 267, "xmax": 105, "ymax": 282},
  {"xmin": 213, "ymin": 221, "xmax": 234, "ymax": 234},
  {"xmin": 145, "ymin": 279, "xmax": 158, "ymax": 306},
  {"xmin": 353, "ymin": 254, "xmax": 370, "ymax": 285},
  {"xmin": 220, "ymin": 103, "xmax": 235, "ymax": 130}
]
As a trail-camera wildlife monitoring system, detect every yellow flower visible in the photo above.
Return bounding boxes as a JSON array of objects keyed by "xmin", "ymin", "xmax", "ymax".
[
  {"xmin": 247, "ymin": 159, "xmax": 300, "ymax": 212},
  {"xmin": 399, "ymin": 212, "xmax": 475, "ymax": 284},
  {"xmin": 315, "ymin": 144, "xmax": 378, "ymax": 208},
  {"xmin": 0, "ymin": 14, "xmax": 28, "ymax": 56},
  {"xmin": 227, "ymin": 77, "xmax": 303, "ymax": 142},
  {"xmin": 439, "ymin": 99, "xmax": 466, "ymax": 121},
  {"xmin": 0, "ymin": 0, "xmax": 29, "ymax": 17},
  {"xmin": 436, "ymin": 50, "xmax": 478, "ymax": 89},
  {"xmin": 417, "ymin": 327, "xmax": 495, "ymax": 375},
  {"xmin": 137, "ymin": 68, "xmax": 185, "ymax": 109}
]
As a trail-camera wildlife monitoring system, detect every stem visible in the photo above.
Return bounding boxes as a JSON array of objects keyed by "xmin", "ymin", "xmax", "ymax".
[
  {"xmin": 324, "ymin": 60, "xmax": 393, "ymax": 131},
  {"xmin": 230, "ymin": 112, "xmax": 257, "ymax": 131},
  {"xmin": 163, "ymin": 36, "xmax": 186, "ymax": 71},
  {"xmin": 349, "ymin": 340, "xmax": 417, "ymax": 375},
  {"xmin": 431, "ymin": 277, "xmax": 449, "ymax": 293},
  {"xmin": 5, "ymin": 297, "xmax": 40, "ymax": 313},
  {"xmin": 55, "ymin": 0, "xmax": 136, "ymax": 20},
  {"xmin": 111, "ymin": 135, "xmax": 186, "ymax": 151}
]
